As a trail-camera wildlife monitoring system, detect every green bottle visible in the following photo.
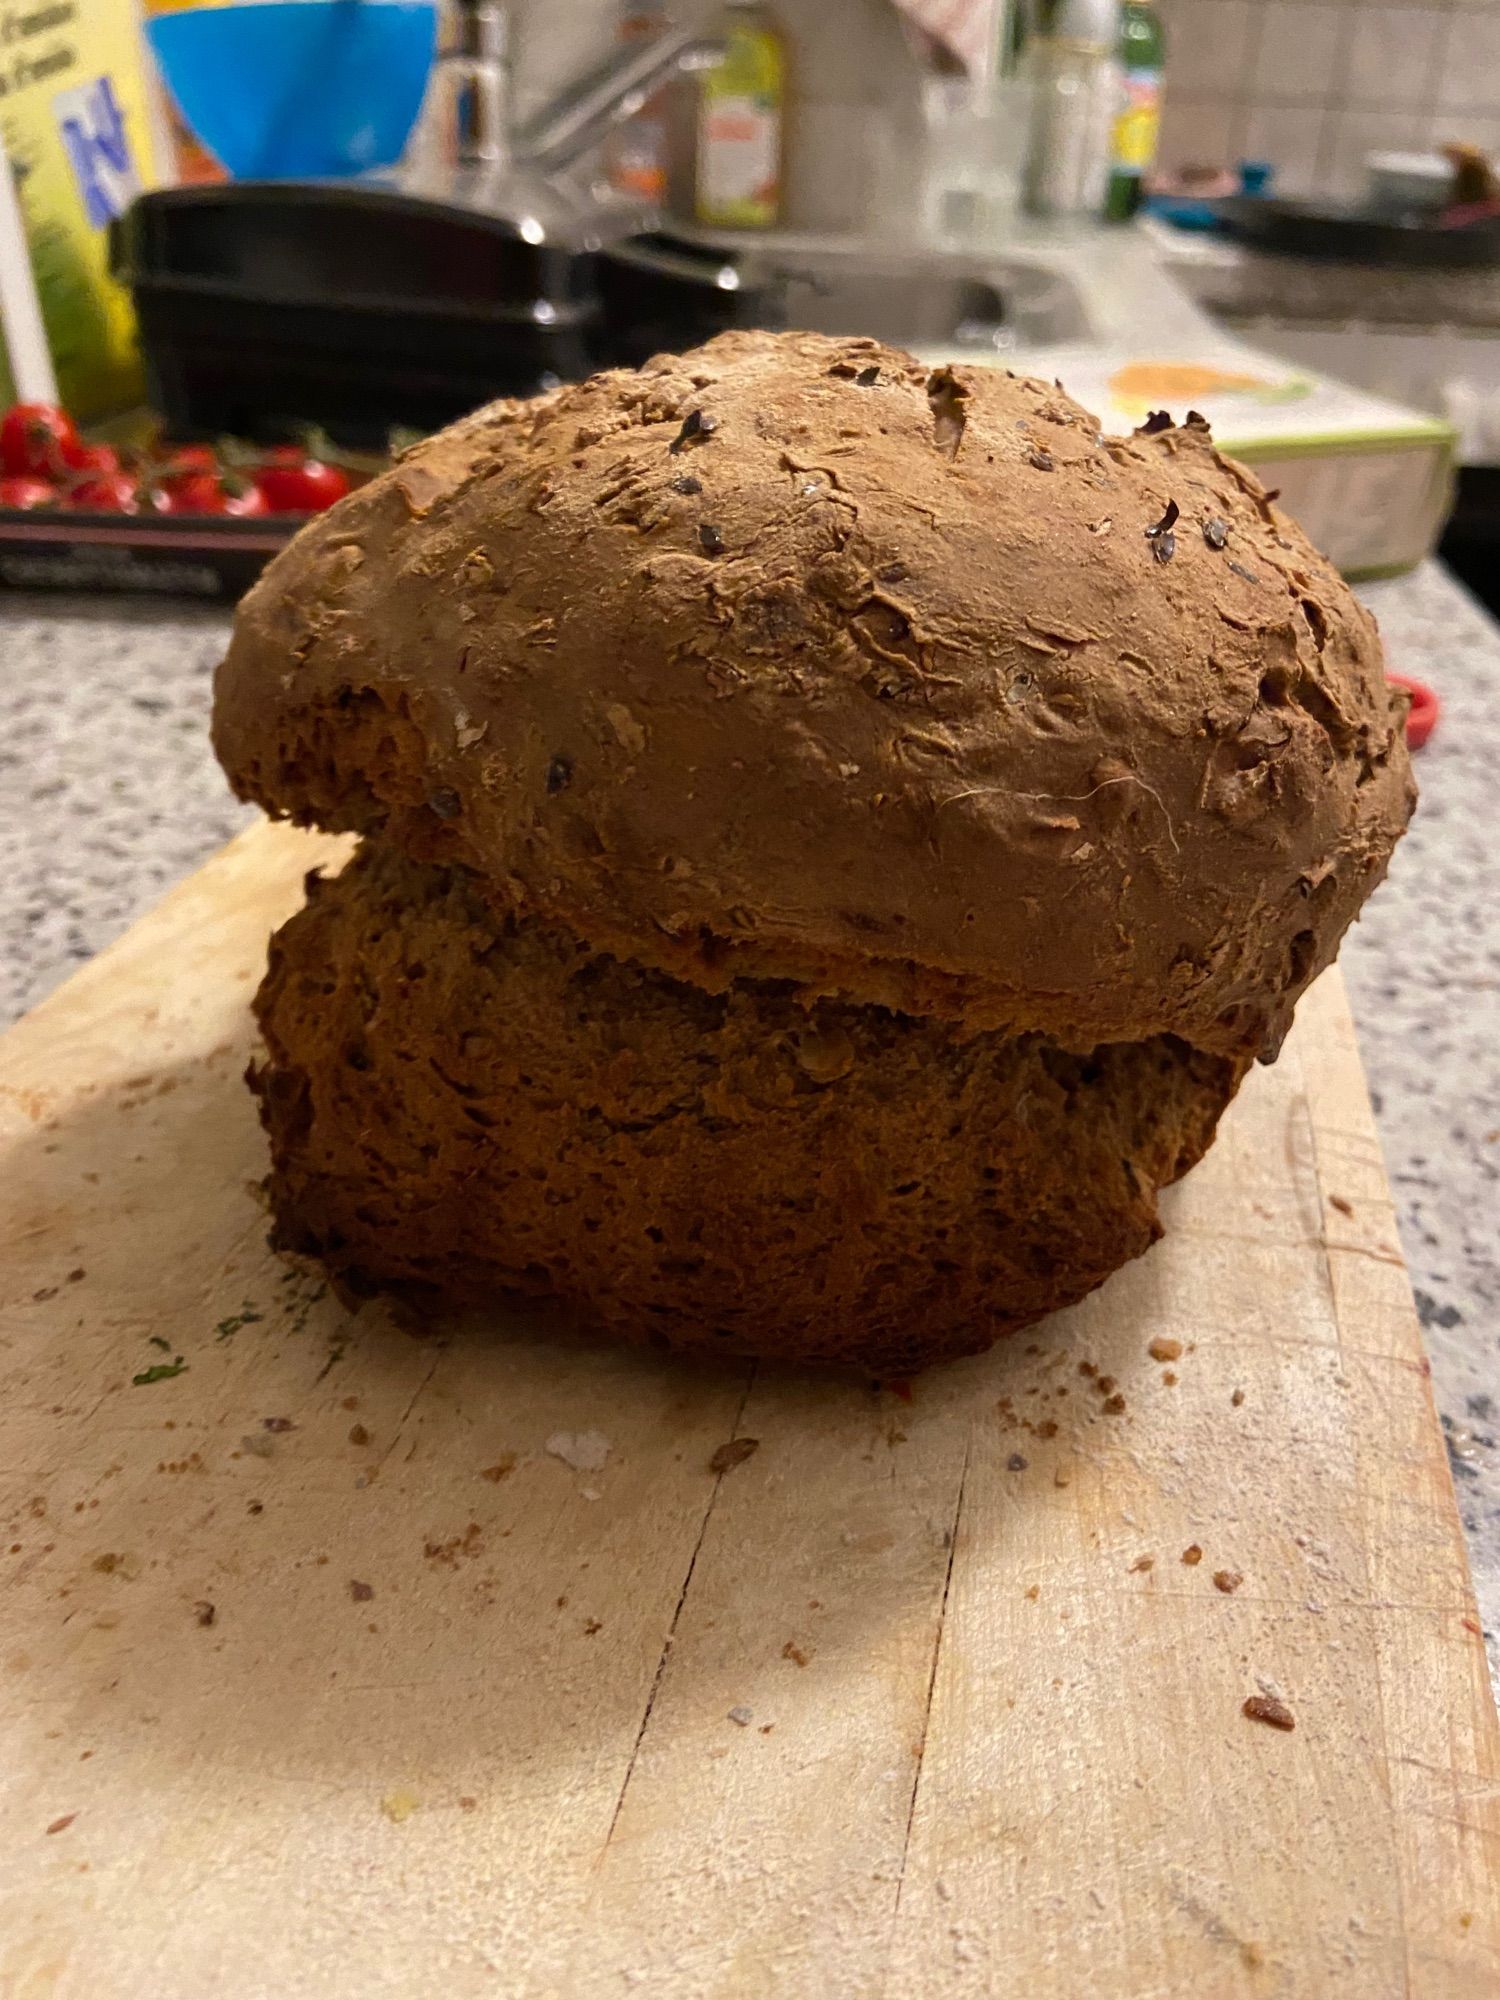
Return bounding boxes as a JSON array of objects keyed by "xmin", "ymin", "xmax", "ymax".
[{"xmin": 1105, "ymin": 1, "xmax": 1165, "ymax": 222}]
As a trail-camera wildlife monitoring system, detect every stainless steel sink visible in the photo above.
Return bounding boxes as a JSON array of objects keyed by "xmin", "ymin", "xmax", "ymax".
[
  {"xmin": 663, "ymin": 228, "xmax": 1091, "ymax": 357},
  {"xmin": 761, "ymin": 247, "xmax": 1089, "ymax": 355}
]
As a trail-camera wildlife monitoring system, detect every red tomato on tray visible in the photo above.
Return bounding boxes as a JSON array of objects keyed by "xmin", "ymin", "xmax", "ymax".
[
  {"xmin": 0, "ymin": 402, "xmax": 86, "ymax": 477},
  {"xmin": 253, "ymin": 447, "xmax": 351, "ymax": 514},
  {"xmin": 164, "ymin": 471, "xmax": 270, "ymax": 518},
  {"xmin": 0, "ymin": 475, "xmax": 58, "ymax": 510},
  {"xmin": 158, "ymin": 444, "xmax": 220, "ymax": 494},
  {"xmin": 161, "ymin": 444, "xmax": 218, "ymax": 473},
  {"xmin": 0, "ymin": 402, "xmax": 371, "ymax": 601},
  {"xmin": 67, "ymin": 443, "xmax": 121, "ymax": 478},
  {"xmin": 67, "ymin": 471, "xmax": 142, "ymax": 513}
]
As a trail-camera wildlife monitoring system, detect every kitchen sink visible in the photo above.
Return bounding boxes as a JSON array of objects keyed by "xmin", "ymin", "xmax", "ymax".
[
  {"xmin": 600, "ymin": 229, "xmax": 1093, "ymax": 371},
  {"xmin": 753, "ymin": 243, "xmax": 1091, "ymax": 356}
]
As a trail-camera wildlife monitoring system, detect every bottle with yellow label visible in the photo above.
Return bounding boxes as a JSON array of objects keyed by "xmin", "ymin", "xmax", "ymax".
[
  {"xmin": 1104, "ymin": 0, "xmax": 1164, "ymax": 223},
  {"xmin": 695, "ymin": 2, "xmax": 786, "ymax": 230}
]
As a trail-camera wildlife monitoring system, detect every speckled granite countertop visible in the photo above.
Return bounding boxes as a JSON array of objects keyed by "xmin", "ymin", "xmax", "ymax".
[
  {"xmin": 1152, "ymin": 220, "xmax": 1500, "ymax": 335},
  {"xmin": 2, "ymin": 562, "xmax": 1497, "ymax": 1670}
]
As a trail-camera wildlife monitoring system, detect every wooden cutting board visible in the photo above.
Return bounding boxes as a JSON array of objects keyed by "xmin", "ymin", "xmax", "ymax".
[{"xmin": 1, "ymin": 819, "xmax": 1496, "ymax": 2000}]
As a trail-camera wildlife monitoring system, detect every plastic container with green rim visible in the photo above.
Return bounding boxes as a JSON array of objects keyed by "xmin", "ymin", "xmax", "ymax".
[{"xmin": 969, "ymin": 334, "xmax": 1456, "ymax": 580}]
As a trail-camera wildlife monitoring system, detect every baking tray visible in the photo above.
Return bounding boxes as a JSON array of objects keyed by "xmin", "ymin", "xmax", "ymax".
[{"xmin": 0, "ymin": 505, "xmax": 295, "ymax": 599}]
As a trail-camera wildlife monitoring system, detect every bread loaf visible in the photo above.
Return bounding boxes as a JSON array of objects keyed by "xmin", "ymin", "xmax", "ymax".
[{"xmin": 216, "ymin": 330, "xmax": 1413, "ymax": 1365}]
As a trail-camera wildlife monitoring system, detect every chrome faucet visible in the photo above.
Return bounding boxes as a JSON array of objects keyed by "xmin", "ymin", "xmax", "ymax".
[
  {"xmin": 414, "ymin": 0, "xmax": 724, "ymax": 187},
  {"xmin": 517, "ymin": 11, "xmax": 725, "ymax": 178},
  {"xmin": 443, "ymin": 0, "xmax": 514, "ymax": 172}
]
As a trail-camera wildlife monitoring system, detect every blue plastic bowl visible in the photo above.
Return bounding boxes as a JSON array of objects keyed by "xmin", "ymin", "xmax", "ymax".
[{"xmin": 148, "ymin": 1, "xmax": 438, "ymax": 180}]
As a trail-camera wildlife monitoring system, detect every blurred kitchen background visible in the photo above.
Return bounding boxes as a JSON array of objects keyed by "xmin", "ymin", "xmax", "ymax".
[{"xmin": 4, "ymin": 0, "xmax": 1500, "ymax": 600}]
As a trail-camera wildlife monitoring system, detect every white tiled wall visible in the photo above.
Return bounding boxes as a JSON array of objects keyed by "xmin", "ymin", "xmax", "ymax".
[{"xmin": 1158, "ymin": 0, "xmax": 1500, "ymax": 197}]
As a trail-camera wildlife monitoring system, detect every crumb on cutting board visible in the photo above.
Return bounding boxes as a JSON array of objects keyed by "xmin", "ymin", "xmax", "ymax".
[
  {"xmin": 1242, "ymin": 1694, "xmax": 1295, "ymax": 1731},
  {"xmin": 709, "ymin": 1437, "xmax": 760, "ymax": 1474},
  {"xmin": 545, "ymin": 1430, "xmax": 611, "ymax": 1473}
]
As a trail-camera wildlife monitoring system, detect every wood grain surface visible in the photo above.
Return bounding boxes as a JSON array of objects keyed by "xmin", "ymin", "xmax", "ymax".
[{"xmin": 1, "ymin": 819, "xmax": 1496, "ymax": 1999}]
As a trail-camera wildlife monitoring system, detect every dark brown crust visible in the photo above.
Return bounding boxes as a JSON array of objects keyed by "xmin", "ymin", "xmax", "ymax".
[
  {"xmin": 216, "ymin": 332, "xmax": 1414, "ymax": 1367},
  {"xmin": 249, "ymin": 844, "xmax": 1244, "ymax": 1372},
  {"xmin": 215, "ymin": 330, "xmax": 1413, "ymax": 1060}
]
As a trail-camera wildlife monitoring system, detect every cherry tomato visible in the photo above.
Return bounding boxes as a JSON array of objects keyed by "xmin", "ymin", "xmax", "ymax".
[
  {"xmin": 0, "ymin": 401, "xmax": 85, "ymax": 477},
  {"xmin": 152, "ymin": 483, "xmax": 191, "ymax": 515},
  {"xmin": 67, "ymin": 442, "xmax": 121, "ymax": 478},
  {"xmin": 158, "ymin": 443, "xmax": 220, "ymax": 492},
  {"xmin": 253, "ymin": 447, "xmax": 351, "ymax": 514},
  {"xmin": 68, "ymin": 471, "xmax": 141, "ymax": 513},
  {"xmin": 167, "ymin": 470, "xmax": 270, "ymax": 518},
  {"xmin": 0, "ymin": 475, "xmax": 59, "ymax": 510}
]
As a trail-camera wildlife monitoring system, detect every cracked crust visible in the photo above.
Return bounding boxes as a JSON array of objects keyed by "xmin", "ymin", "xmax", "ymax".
[
  {"xmin": 214, "ymin": 329, "xmax": 1413, "ymax": 1060},
  {"xmin": 251, "ymin": 844, "xmax": 1246, "ymax": 1371}
]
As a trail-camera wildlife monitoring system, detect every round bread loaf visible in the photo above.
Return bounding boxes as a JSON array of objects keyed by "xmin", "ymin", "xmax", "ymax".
[
  {"xmin": 216, "ymin": 329, "xmax": 1413, "ymax": 1061},
  {"xmin": 251, "ymin": 843, "xmax": 1243, "ymax": 1371},
  {"xmin": 218, "ymin": 329, "xmax": 1414, "ymax": 1367}
]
